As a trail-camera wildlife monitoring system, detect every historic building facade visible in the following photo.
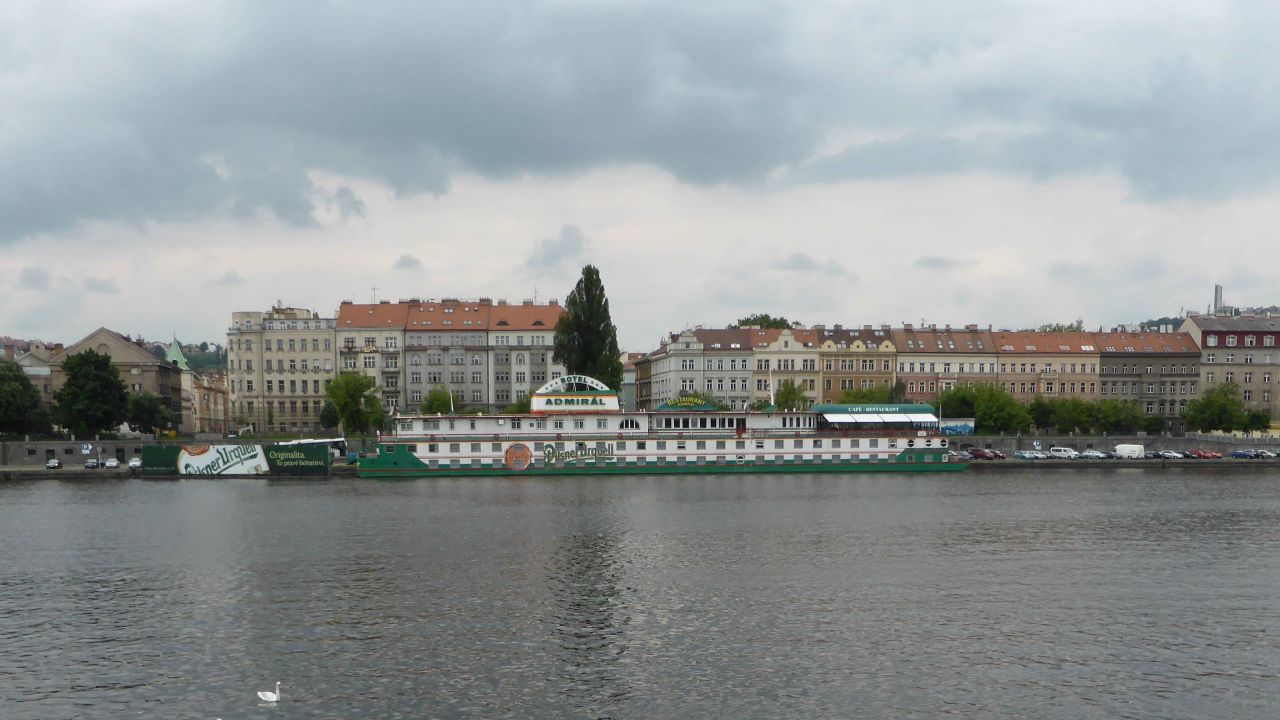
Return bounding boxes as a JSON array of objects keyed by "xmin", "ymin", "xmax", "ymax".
[
  {"xmin": 1179, "ymin": 314, "xmax": 1280, "ymax": 422},
  {"xmin": 1095, "ymin": 331, "xmax": 1200, "ymax": 431},
  {"xmin": 992, "ymin": 331, "xmax": 1101, "ymax": 403},
  {"xmin": 816, "ymin": 326, "xmax": 897, "ymax": 402},
  {"xmin": 50, "ymin": 328, "xmax": 185, "ymax": 429},
  {"xmin": 892, "ymin": 325, "xmax": 997, "ymax": 403},
  {"xmin": 228, "ymin": 306, "xmax": 338, "ymax": 434}
]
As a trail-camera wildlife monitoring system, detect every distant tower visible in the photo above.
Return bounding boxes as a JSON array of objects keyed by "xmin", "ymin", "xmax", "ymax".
[{"xmin": 1213, "ymin": 284, "xmax": 1224, "ymax": 315}]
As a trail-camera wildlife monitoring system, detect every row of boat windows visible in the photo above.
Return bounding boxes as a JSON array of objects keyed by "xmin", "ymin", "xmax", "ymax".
[{"xmin": 392, "ymin": 437, "xmax": 889, "ymax": 454}]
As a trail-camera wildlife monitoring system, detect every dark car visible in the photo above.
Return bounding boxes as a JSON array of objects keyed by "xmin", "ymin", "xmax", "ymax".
[
  {"xmin": 967, "ymin": 448, "xmax": 997, "ymax": 460},
  {"xmin": 84, "ymin": 458, "xmax": 100, "ymax": 469},
  {"xmin": 46, "ymin": 457, "xmax": 62, "ymax": 469},
  {"xmin": 1231, "ymin": 450, "xmax": 1258, "ymax": 459}
]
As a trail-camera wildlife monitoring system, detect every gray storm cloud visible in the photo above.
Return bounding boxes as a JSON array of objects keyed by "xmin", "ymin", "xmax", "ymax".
[{"xmin": 3, "ymin": 1, "xmax": 1279, "ymax": 243}]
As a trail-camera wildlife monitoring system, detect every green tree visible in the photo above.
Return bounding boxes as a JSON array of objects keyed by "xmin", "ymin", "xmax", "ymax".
[
  {"xmin": 126, "ymin": 392, "xmax": 173, "ymax": 433},
  {"xmin": 553, "ymin": 265, "xmax": 623, "ymax": 389},
  {"xmin": 937, "ymin": 385, "xmax": 978, "ymax": 419},
  {"xmin": 0, "ymin": 359, "xmax": 50, "ymax": 435},
  {"xmin": 747, "ymin": 398, "xmax": 771, "ymax": 411},
  {"xmin": 969, "ymin": 384, "xmax": 1030, "ymax": 433},
  {"xmin": 504, "ymin": 395, "xmax": 532, "ymax": 414},
  {"xmin": 837, "ymin": 386, "xmax": 892, "ymax": 404},
  {"xmin": 53, "ymin": 350, "xmax": 128, "ymax": 436},
  {"xmin": 731, "ymin": 313, "xmax": 798, "ymax": 330},
  {"xmin": 1092, "ymin": 399, "xmax": 1142, "ymax": 434},
  {"xmin": 319, "ymin": 399, "xmax": 340, "ymax": 431},
  {"xmin": 1036, "ymin": 319, "xmax": 1084, "ymax": 332},
  {"xmin": 1182, "ymin": 383, "xmax": 1248, "ymax": 432},
  {"xmin": 1051, "ymin": 398, "xmax": 1094, "ymax": 433},
  {"xmin": 889, "ymin": 379, "xmax": 907, "ymax": 403},
  {"xmin": 773, "ymin": 379, "xmax": 809, "ymax": 410},
  {"xmin": 1027, "ymin": 396, "xmax": 1054, "ymax": 431},
  {"xmin": 1141, "ymin": 416, "xmax": 1167, "ymax": 435},
  {"xmin": 1245, "ymin": 410, "xmax": 1272, "ymax": 433},
  {"xmin": 420, "ymin": 385, "xmax": 454, "ymax": 414},
  {"xmin": 325, "ymin": 372, "xmax": 379, "ymax": 442}
]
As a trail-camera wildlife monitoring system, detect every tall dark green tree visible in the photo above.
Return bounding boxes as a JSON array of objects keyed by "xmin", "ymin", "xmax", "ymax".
[
  {"xmin": 319, "ymin": 399, "xmax": 340, "ymax": 431},
  {"xmin": 126, "ymin": 392, "xmax": 173, "ymax": 433},
  {"xmin": 0, "ymin": 358, "xmax": 50, "ymax": 435},
  {"xmin": 54, "ymin": 350, "xmax": 128, "ymax": 436},
  {"xmin": 837, "ymin": 385, "xmax": 893, "ymax": 404},
  {"xmin": 553, "ymin": 265, "xmax": 623, "ymax": 389}
]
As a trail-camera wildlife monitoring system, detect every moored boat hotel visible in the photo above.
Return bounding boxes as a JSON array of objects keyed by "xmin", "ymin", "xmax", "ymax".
[{"xmin": 358, "ymin": 375, "xmax": 962, "ymax": 477}]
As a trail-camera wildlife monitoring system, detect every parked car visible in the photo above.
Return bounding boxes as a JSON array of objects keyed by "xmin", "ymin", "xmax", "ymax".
[
  {"xmin": 1013, "ymin": 450, "xmax": 1036, "ymax": 460},
  {"xmin": 1157, "ymin": 450, "xmax": 1183, "ymax": 460},
  {"xmin": 946, "ymin": 450, "xmax": 971, "ymax": 461},
  {"xmin": 103, "ymin": 458, "xmax": 120, "ymax": 469},
  {"xmin": 967, "ymin": 448, "xmax": 997, "ymax": 460},
  {"xmin": 1204, "ymin": 450, "xmax": 1223, "ymax": 459},
  {"xmin": 46, "ymin": 457, "xmax": 62, "ymax": 469},
  {"xmin": 1049, "ymin": 447, "xmax": 1080, "ymax": 459},
  {"xmin": 128, "ymin": 457, "xmax": 143, "ymax": 469},
  {"xmin": 1079, "ymin": 449, "xmax": 1108, "ymax": 459},
  {"xmin": 1144, "ymin": 451, "xmax": 1162, "ymax": 459},
  {"xmin": 1231, "ymin": 449, "xmax": 1258, "ymax": 459},
  {"xmin": 84, "ymin": 458, "xmax": 100, "ymax": 469},
  {"xmin": 989, "ymin": 449, "xmax": 1007, "ymax": 460},
  {"xmin": 1255, "ymin": 449, "xmax": 1277, "ymax": 459}
]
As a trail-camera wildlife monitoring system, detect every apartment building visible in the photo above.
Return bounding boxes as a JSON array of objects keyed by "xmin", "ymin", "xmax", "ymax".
[
  {"xmin": 228, "ymin": 306, "xmax": 337, "ymax": 434},
  {"xmin": 816, "ymin": 325, "xmax": 897, "ymax": 402},
  {"xmin": 1096, "ymin": 331, "xmax": 1200, "ymax": 431},
  {"xmin": 1179, "ymin": 314, "xmax": 1280, "ymax": 422},
  {"xmin": 749, "ymin": 328, "xmax": 820, "ymax": 407},
  {"xmin": 50, "ymin": 328, "xmax": 185, "ymax": 427},
  {"xmin": 336, "ymin": 301, "xmax": 408, "ymax": 413},
  {"xmin": 993, "ymin": 332, "xmax": 1100, "ymax": 403},
  {"xmin": 892, "ymin": 325, "xmax": 997, "ymax": 403}
]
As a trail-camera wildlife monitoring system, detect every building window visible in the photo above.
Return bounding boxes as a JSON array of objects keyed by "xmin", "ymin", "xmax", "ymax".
[
  {"xmin": 363, "ymin": 356, "xmax": 376, "ymax": 368},
  {"xmin": 1207, "ymin": 335, "xmax": 1218, "ymax": 347}
]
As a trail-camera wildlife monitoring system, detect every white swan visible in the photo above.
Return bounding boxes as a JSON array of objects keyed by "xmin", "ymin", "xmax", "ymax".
[{"xmin": 258, "ymin": 681, "xmax": 282, "ymax": 702}]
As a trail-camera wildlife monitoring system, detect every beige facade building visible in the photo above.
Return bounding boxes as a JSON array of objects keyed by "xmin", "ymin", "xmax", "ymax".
[
  {"xmin": 336, "ymin": 301, "xmax": 409, "ymax": 414},
  {"xmin": 227, "ymin": 306, "xmax": 338, "ymax": 434},
  {"xmin": 993, "ymin": 332, "xmax": 1101, "ymax": 403},
  {"xmin": 817, "ymin": 326, "xmax": 897, "ymax": 402},
  {"xmin": 892, "ymin": 325, "xmax": 998, "ymax": 403},
  {"xmin": 750, "ymin": 328, "xmax": 821, "ymax": 407},
  {"xmin": 50, "ymin": 328, "xmax": 184, "ymax": 428}
]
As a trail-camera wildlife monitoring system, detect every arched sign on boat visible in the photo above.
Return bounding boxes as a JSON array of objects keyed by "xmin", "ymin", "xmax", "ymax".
[{"xmin": 531, "ymin": 374, "xmax": 620, "ymax": 414}]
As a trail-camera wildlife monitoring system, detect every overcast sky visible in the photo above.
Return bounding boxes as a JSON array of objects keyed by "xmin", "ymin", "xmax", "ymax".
[{"xmin": 4, "ymin": 1, "xmax": 1278, "ymax": 351}]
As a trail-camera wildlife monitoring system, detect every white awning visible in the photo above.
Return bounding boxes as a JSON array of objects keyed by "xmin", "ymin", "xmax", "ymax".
[
  {"xmin": 850, "ymin": 413, "xmax": 883, "ymax": 423},
  {"xmin": 878, "ymin": 413, "xmax": 912, "ymax": 422},
  {"xmin": 823, "ymin": 413, "xmax": 857, "ymax": 423},
  {"xmin": 906, "ymin": 413, "xmax": 939, "ymax": 423}
]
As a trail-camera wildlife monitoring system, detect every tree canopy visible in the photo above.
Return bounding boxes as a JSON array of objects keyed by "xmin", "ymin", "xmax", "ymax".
[
  {"xmin": 125, "ymin": 392, "xmax": 173, "ymax": 433},
  {"xmin": 1035, "ymin": 319, "xmax": 1084, "ymax": 332},
  {"xmin": 553, "ymin": 265, "xmax": 623, "ymax": 389},
  {"xmin": 0, "ymin": 359, "xmax": 50, "ymax": 435},
  {"xmin": 773, "ymin": 379, "xmax": 809, "ymax": 410},
  {"xmin": 54, "ymin": 350, "xmax": 128, "ymax": 436},
  {"xmin": 731, "ymin": 313, "xmax": 798, "ymax": 330},
  {"xmin": 324, "ymin": 373, "xmax": 380, "ymax": 438},
  {"xmin": 503, "ymin": 396, "xmax": 532, "ymax": 414},
  {"xmin": 1182, "ymin": 383, "xmax": 1248, "ymax": 432},
  {"xmin": 421, "ymin": 385, "xmax": 454, "ymax": 414},
  {"xmin": 837, "ymin": 386, "xmax": 893, "ymax": 404},
  {"xmin": 939, "ymin": 384, "xmax": 1030, "ymax": 433},
  {"xmin": 319, "ymin": 399, "xmax": 340, "ymax": 430}
]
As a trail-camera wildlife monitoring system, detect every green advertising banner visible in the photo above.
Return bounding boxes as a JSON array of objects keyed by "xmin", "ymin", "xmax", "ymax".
[{"xmin": 142, "ymin": 444, "xmax": 331, "ymax": 476}]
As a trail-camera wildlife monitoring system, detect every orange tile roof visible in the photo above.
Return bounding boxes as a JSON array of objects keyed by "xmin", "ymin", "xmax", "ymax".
[
  {"xmin": 404, "ymin": 300, "xmax": 491, "ymax": 329},
  {"xmin": 488, "ymin": 302, "xmax": 563, "ymax": 331},
  {"xmin": 993, "ymin": 332, "xmax": 1101, "ymax": 354},
  {"xmin": 337, "ymin": 302, "xmax": 410, "ymax": 329},
  {"xmin": 1092, "ymin": 332, "xmax": 1199, "ymax": 353},
  {"xmin": 891, "ymin": 327, "xmax": 996, "ymax": 353}
]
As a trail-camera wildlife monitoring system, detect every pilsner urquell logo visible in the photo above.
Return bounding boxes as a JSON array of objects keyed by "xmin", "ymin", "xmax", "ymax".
[
  {"xmin": 182, "ymin": 444, "xmax": 263, "ymax": 474},
  {"xmin": 544, "ymin": 445, "xmax": 614, "ymax": 465}
]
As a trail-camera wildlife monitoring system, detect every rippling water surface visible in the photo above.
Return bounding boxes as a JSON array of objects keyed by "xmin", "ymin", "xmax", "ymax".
[{"xmin": 3, "ymin": 468, "xmax": 1280, "ymax": 718}]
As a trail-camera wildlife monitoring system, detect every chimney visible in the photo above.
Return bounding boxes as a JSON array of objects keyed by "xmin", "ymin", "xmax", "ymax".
[{"xmin": 903, "ymin": 323, "xmax": 913, "ymax": 330}]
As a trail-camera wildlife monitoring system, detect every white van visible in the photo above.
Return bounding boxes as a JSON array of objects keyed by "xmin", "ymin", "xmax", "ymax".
[
  {"xmin": 1049, "ymin": 446, "xmax": 1080, "ymax": 459},
  {"xmin": 1114, "ymin": 444, "xmax": 1144, "ymax": 459}
]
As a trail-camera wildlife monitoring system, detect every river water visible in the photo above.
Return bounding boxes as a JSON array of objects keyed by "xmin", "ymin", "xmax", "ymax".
[{"xmin": 2, "ymin": 468, "xmax": 1279, "ymax": 719}]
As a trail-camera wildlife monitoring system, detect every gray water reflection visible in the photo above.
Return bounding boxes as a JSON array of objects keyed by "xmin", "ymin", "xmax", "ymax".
[{"xmin": 1, "ymin": 470, "xmax": 1279, "ymax": 718}]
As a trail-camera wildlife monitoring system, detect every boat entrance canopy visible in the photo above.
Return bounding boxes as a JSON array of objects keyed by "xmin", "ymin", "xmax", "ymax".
[{"xmin": 812, "ymin": 404, "xmax": 939, "ymax": 431}]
